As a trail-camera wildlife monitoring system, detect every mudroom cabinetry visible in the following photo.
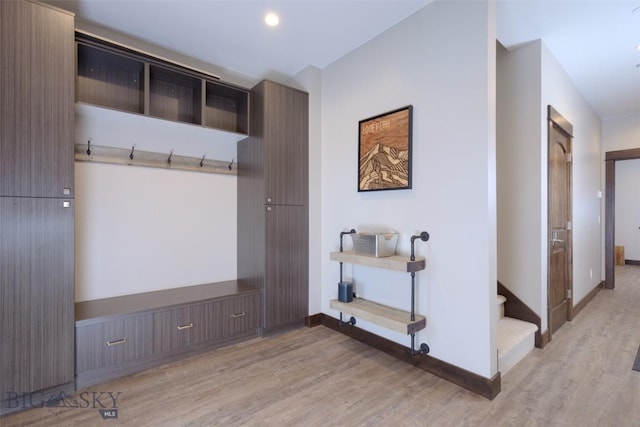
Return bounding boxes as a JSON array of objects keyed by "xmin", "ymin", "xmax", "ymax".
[
  {"xmin": 75, "ymin": 281, "xmax": 261, "ymax": 389},
  {"xmin": 0, "ymin": 0, "xmax": 75, "ymax": 414},
  {"xmin": 237, "ymin": 80, "xmax": 309, "ymax": 333}
]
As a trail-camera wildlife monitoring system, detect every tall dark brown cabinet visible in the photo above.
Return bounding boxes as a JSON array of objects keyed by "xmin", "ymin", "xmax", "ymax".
[
  {"xmin": 238, "ymin": 80, "xmax": 309, "ymax": 334},
  {"xmin": 0, "ymin": 0, "xmax": 75, "ymax": 413}
]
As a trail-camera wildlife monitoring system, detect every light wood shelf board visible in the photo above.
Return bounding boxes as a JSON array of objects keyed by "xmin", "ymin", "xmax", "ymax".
[
  {"xmin": 330, "ymin": 250, "xmax": 425, "ymax": 272},
  {"xmin": 330, "ymin": 298, "xmax": 426, "ymax": 335},
  {"xmin": 75, "ymin": 144, "xmax": 237, "ymax": 175}
]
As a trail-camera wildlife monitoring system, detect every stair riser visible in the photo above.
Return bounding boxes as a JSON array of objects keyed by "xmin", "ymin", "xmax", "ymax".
[{"xmin": 498, "ymin": 331, "xmax": 535, "ymax": 374}]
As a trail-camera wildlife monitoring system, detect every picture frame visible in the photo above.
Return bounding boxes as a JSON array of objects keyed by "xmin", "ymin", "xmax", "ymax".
[{"xmin": 358, "ymin": 105, "xmax": 412, "ymax": 192}]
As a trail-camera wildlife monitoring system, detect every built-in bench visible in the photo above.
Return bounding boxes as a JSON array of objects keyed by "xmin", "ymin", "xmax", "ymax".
[{"xmin": 75, "ymin": 280, "xmax": 261, "ymax": 389}]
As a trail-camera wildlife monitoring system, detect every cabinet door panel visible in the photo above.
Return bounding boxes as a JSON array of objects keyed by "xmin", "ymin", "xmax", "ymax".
[
  {"xmin": 237, "ymin": 137, "xmax": 266, "ymax": 290},
  {"xmin": 0, "ymin": 197, "xmax": 74, "ymax": 393},
  {"xmin": 265, "ymin": 205, "xmax": 308, "ymax": 329},
  {"xmin": 0, "ymin": 1, "xmax": 74, "ymax": 198},
  {"xmin": 28, "ymin": 198, "xmax": 75, "ymax": 390},
  {"xmin": 0, "ymin": 198, "xmax": 32, "ymax": 395},
  {"xmin": 262, "ymin": 81, "xmax": 309, "ymax": 206}
]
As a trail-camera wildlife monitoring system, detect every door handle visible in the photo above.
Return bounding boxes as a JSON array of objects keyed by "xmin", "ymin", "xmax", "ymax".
[{"xmin": 552, "ymin": 238, "xmax": 565, "ymax": 245}]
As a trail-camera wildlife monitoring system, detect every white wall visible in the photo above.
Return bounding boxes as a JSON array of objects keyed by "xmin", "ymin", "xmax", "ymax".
[
  {"xmin": 74, "ymin": 105, "xmax": 239, "ymax": 301},
  {"xmin": 603, "ymin": 113, "xmax": 640, "ymax": 262},
  {"xmin": 496, "ymin": 39, "xmax": 602, "ymax": 330},
  {"xmin": 496, "ymin": 40, "xmax": 543, "ymax": 318},
  {"xmin": 75, "ymin": 161, "xmax": 237, "ymax": 301},
  {"xmin": 321, "ymin": 0, "xmax": 497, "ymax": 378},
  {"xmin": 73, "ymin": 25, "xmax": 248, "ymax": 301},
  {"xmin": 603, "ymin": 114, "xmax": 640, "ymax": 152}
]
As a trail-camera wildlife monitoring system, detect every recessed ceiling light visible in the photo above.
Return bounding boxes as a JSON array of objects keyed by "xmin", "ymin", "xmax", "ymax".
[{"xmin": 265, "ymin": 13, "xmax": 279, "ymax": 27}]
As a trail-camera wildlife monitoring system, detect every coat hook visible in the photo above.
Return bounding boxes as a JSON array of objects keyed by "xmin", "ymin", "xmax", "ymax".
[
  {"xmin": 167, "ymin": 149, "xmax": 173, "ymax": 165},
  {"xmin": 129, "ymin": 145, "xmax": 136, "ymax": 160},
  {"xmin": 86, "ymin": 139, "xmax": 92, "ymax": 156},
  {"xmin": 228, "ymin": 157, "xmax": 235, "ymax": 170},
  {"xmin": 200, "ymin": 154, "xmax": 206, "ymax": 167}
]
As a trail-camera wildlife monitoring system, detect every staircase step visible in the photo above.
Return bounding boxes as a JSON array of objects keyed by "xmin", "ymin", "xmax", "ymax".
[
  {"xmin": 497, "ymin": 294, "xmax": 507, "ymax": 318},
  {"xmin": 498, "ymin": 317, "xmax": 538, "ymax": 374}
]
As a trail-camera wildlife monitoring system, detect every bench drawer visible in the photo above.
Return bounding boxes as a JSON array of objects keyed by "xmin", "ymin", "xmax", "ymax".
[
  {"xmin": 214, "ymin": 294, "xmax": 260, "ymax": 339},
  {"xmin": 76, "ymin": 314, "xmax": 153, "ymax": 373},
  {"xmin": 153, "ymin": 303, "xmax": 209, "ymax": 353}
]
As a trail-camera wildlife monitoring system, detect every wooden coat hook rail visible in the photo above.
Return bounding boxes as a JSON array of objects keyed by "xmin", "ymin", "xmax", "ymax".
[{"xmin": 74, "ymin": 143, "xmax": 237, "ymax": 175}]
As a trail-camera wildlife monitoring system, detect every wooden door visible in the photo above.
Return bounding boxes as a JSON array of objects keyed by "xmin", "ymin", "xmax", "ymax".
[
  {"xmin": 548, "ymin": 113, "xmax": 573, "ymax": 336},
  {"xmin": 264, "ymin": 204, "xmax": 309, "ymax": 330},
  {"xmin": 262, "ymin": 81, "xmax": 309, "ymax": 206},
  {"xmin": 0, "ymin": 0, "xmax": 74, "ymax": 198}
]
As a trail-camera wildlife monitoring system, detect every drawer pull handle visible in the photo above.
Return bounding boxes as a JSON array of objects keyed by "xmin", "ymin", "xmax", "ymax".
[
  {"xmin": 106, "ymin": 338, "xmax": 127, "ymax": 347},
  {"xmin": 177, "ymin": 323, "xmax": 194, "ymax": 331},
  {"xmin": 231, "ymin": 312, "xmax": 246, "ymax": 318}
]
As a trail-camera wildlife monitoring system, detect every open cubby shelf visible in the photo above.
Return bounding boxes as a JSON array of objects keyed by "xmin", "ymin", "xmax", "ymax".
[
  {"xmin": 149, "ymin": 65, "xmax": 202, "ymax": 124},
  {"xmin": 77, "ymin": 43, "xmax": 145, "ymax": 114},
  {"xmin": 76, "ymin": 34, "xmax": 249, "ymax": 135}
]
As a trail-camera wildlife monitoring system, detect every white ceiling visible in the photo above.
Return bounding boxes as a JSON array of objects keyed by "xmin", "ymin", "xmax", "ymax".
[
  {"xmin": 497, "ymin": 0, "xmax": 640, "ymax": 121},
  {"xmin": 48, "ymin": 0, "xmax": 432, "ymax": 81},
  {"xmin": 47, "ymin": 0, "xmax": 640, "ymax": 120}
]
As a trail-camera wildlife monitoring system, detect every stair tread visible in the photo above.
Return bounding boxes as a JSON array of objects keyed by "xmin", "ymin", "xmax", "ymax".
[
  {"xmin": 498, "ymin": 317, "xmax": 538, "ymax": 355},
  {"xmin": 497, "ymin": 294, "xmax": 506, "ymax": 305}
]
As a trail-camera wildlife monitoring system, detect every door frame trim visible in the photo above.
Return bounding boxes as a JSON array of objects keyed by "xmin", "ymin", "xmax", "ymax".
[
  {"xmin": 546, "ymin": 106, "xmax": 574, "ymax": 339},
  {"xmin": 604, "ymin": 148, "xmax": 640, "ymax": 289}
]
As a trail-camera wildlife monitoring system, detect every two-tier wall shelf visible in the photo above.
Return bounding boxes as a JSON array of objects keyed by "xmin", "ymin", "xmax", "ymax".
[{"xmin": 329, "ymin": 230, "xmax": 430, "ymax": 355}]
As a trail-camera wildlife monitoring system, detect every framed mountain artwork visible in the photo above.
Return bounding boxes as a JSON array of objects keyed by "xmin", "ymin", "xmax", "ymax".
[{"xmin": 358, "ymin": 105, "xmax": 412, "ymax": 192}]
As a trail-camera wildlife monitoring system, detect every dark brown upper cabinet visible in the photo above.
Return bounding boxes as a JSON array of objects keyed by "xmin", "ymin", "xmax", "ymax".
[
  {"xmin": 0, "ymin": 0, "xmax": 75, "ymax": 198},
  {"xmin": 75, "ymin": 34, "xmax": 249, "ymax": 135},
  {"xmin": 252, "ymin": 80, "xmax": 309, "ymax": 206}
]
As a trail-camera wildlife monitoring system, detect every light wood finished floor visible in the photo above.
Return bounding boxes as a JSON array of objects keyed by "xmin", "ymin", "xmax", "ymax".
[{"xmin": 5, "ymin": 266, "xmax": 640, "ymax": 426}]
